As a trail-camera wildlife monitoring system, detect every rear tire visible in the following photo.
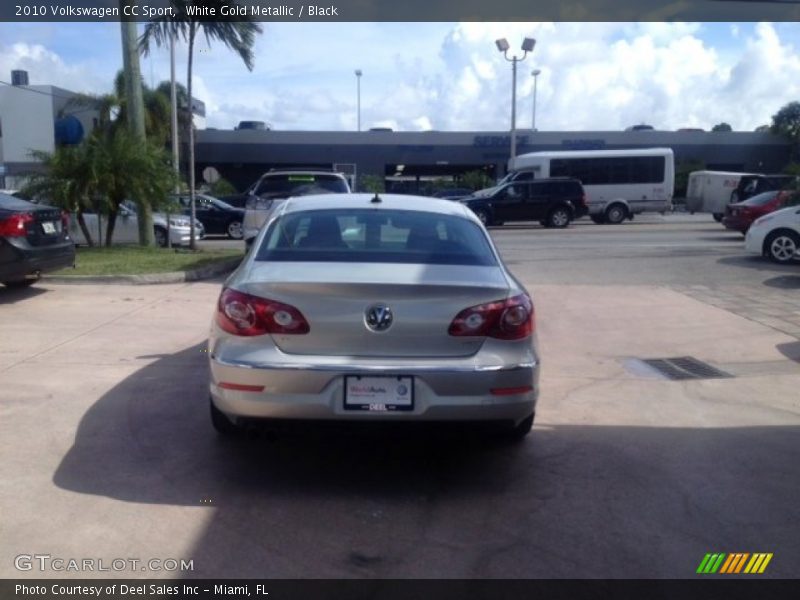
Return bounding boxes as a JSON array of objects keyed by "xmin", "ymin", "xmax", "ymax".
[
  {"xmin": 713, "ymin": 213, "xmax": 723, "ymax": 223},
  {"xmin": 210, "ymin": 398, "xmax": 241, "ymax": 436},
  {"xmin": 765, "ymin": 230, "xmax": 800, "ymax": 264},
  {"xmin": 605, "ymin": 204, "xmax": 627, "ymax": 224},
  {"xmin": 226, "ymin": 220, "xmax": 244, "ymax": 240},
  {"xmin": 546, "ymin": 207, "xmax": 571, "ymax": 228},
  {"xmin": 505, "ymin": 413, "xmax": 534, "ymax": 441},
  {"xmin": 154, "ymin": 226, "xmax": 168, "ymax": 248}
]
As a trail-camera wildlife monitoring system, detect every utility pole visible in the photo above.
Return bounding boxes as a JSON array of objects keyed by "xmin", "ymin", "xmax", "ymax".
[{"xmin": 120, "ymin": 8, "xmax": 155, "ymax": 246}]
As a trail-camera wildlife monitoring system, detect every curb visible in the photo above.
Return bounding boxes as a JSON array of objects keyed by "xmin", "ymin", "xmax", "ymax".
[{"xmin": 43, "ymin": 257, "xmax": 242, "ymax": 285}]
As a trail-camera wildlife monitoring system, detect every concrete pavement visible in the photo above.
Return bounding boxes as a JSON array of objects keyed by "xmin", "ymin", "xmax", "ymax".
[{"xmin": 1, "ymin": 275, "xmax": 798, "ymax": 578}]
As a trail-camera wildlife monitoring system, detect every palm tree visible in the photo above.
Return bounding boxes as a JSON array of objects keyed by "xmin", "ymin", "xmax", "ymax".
[
  {"xmin": 87, "ymin": 127, "xmax": 176, "ymax": 246},
  {"xmin": 22, "ymin": 145, "xmax": 98, "ymax": 246},
  {"xmin": 139, "ymin": 3, "xmax": 262, "ymax": 249},
  {"xmin": 62, "ymin": 70, "xmax": 174, "ymax": 146},
  {"xmin": 22, "ymin": 128, "xmax": 176, "ymax": 247}
]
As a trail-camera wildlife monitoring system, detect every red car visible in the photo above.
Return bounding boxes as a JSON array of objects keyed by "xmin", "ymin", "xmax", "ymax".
[{"xmin": 722, "ymin": 190, "xmax": 800, "ymax": 234}]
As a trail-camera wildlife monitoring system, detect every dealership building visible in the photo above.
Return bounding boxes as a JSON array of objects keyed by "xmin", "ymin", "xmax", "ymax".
[
  {"xmin": 195, "ymin": 128, "xmax": 793, "ymax": 193},
  {"xmin": 1, "ymin": 68, "xmax": 794, "ymax": 194}
]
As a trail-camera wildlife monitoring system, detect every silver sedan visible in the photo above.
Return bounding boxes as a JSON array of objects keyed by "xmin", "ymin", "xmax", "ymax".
[{"xmin": 208, "ymin": 193, "xmax": 540, "ymax": 439}]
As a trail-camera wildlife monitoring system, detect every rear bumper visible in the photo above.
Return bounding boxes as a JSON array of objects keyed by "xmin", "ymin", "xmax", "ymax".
[
  {"xmin": 721, "ymin": 215, "xmax": 751, "ymax": 233},
  {"xmin": 0, "ymin": 237, "xmax": 75, "ymax": 282},
  {"xmin": 209, "ymin": 342, "xmax": 539, "ymax": 426}
]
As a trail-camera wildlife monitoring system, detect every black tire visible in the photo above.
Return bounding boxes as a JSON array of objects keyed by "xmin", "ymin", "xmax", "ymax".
[
  {"xmin": 590, "ymin": 214, "xmax": 605, "ymax": 224},
  {"xmin": 605, "ymin": 204, "xmax": 627, "ymax": 225},
  {"xmin": 210, "ymin": 398, "xmax": 241, "ymax": 436},
  {"xmin": 713, "ymin": 213, "xmax": 724, "ymax": 223},
  {"xmin": 226, "ymin": 220, "xmax": 244, "ymax": 240},
  {"xmin": 505, "ymin": 413, "xmax": 535, "ymax": 441},
  {"xmin": 764, "ymin": 230, "xmax": 800, "ymax": 264},
  {"xmin": 2, "ymin": 278, "xmax": 37, "ymax": 289},
  {"xmin": 474, "ymin": 209, "xmax": 492, "ymax": 227},
  {"xmin": 546, "ymin": 206, "xmax": 571, "ymax": 228},
  {"xmin": 154, "ymin": 226, "xmax": 168, "ymax": 248}
]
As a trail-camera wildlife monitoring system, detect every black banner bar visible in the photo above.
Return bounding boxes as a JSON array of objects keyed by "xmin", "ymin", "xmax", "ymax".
[
  {"xmin": 3, "ymin": 0, "xmax": 800, "ymax": 23},
  {"xmin": 2, "ymin": 579, "xmax": 800, "ymax": 600}
]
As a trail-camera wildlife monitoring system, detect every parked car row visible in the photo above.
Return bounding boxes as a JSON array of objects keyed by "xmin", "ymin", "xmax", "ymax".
[{"xmin": 68, "ymin": 202, "xmax": 205, "ymax": 248}]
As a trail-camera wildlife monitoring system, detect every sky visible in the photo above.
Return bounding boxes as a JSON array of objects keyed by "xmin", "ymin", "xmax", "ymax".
[{"xmin": 1, "ymin": 22, "xmax": 800, "ymax": 133}]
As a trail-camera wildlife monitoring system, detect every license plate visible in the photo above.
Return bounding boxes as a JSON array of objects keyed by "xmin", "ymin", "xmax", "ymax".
[
  {"xmin": 42, "ymin": 221, "xmax": 57, "ymax": 234},
  {"xmin": 344, "ymin": 375, "xmax": 414, "ymax": 412}
]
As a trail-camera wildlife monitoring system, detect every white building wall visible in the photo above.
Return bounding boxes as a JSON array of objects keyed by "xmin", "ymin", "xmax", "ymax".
[{"xmin": 0, "ymin": 84, "xmax": 56, "ymax": 163}]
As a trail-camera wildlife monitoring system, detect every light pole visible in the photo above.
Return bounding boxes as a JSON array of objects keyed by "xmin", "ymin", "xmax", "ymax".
[
  {"xmin": 355, "ymin": 69, "xmax": 362, "ymax": 132},
  {"xmin": 531, "ymin": 68, "xmax": 541, "ymax": 131},
  {"xmin": 495, "ymin": 37, "xmax": 536, "ymax": 159}
]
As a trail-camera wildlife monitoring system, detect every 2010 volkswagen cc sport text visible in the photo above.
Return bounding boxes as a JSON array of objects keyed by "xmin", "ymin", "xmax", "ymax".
[{"xmin": 208, "ymin": 194, "xmax": 540, "ymax": 439}]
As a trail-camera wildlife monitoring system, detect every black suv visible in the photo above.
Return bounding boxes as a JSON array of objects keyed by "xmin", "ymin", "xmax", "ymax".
[{"xmin": 461, "ymin": 178, "xmax": 587, "ymax": 228}]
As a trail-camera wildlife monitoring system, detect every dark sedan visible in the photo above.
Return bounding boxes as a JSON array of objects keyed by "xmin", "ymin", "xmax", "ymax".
[
  {"xmin": 0, "ymin": 192, "xmax": 75, "ymax": 288},
  {"xmin": 722, "ymin": 190, "xmax": 800, "ymax": 234},
  {"xmin": 175, "ymin": 194, "xmax": 244, "ymax": 239}
]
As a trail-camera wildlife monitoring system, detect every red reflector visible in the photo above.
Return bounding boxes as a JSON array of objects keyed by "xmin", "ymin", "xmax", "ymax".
[
  {"xmin": 490, "ymin": 385, "xmax": 533, "ymax": 396},
  {"xmin": 218, "ymin": 382, "xmax": 264, "ymax": 392}
]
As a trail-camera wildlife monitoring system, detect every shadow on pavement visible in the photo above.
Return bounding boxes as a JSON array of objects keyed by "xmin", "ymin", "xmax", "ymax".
[
  {"xmin": 762, "ymin": 275, "xmax": 800, "ymax": 290},
  {"xmin": 0, "ymin": 284, "xmax": 48, "ymax": 304},
  {"xmin": 52, "ymin": 345, "xmax": 800, "ymax": 578},
  {"xmin": 716, "ymin": 255, "xmax": 800, "ymax": 273},
  {"xmin": 777, "ymin": 341, "xmax": 800, "ymax": 362}
]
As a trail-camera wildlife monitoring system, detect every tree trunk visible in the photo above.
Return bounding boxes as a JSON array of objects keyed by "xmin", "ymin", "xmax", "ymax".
[
  {"xmin": 187, "ymin": 23, "xmax": 197, "ymax": 251},
  {"xmin": 119, "ymin": 13, "xmax": 155, "ymax": 247},
  {"xmin": 105, "ymin": 208, "xmax": 118, "ymax": 247},
  {"xmin": 76, "ymin": 209, "xmax": 94, "ymax": 247}
]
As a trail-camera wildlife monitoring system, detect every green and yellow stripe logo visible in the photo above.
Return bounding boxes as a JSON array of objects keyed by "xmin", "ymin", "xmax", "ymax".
[{"xmin": 696, "ymin": 553, "xmax": 773, "ymax": 574}]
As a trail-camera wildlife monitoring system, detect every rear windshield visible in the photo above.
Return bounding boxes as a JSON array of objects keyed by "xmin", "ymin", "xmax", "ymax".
[
  {"xmin": 254, "ymin": 174, "xmax": 349, "ymax": 198},
  {"xmin": 256, "ymin": 209, "xmax": 497, "ymax": 266},
  {"xmin": 741, "ymin": 191, "xmax": 778, "ymax": 206}
]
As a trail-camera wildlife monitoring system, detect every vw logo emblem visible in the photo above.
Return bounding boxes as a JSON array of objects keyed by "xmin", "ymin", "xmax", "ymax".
[{"xmin": 365, "ymin": 304, "xmax": 393, "ymax": 332}]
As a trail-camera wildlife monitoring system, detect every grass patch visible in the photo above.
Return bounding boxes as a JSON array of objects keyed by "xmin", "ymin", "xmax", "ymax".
[{"xmin": 53, "ymin": 246, "xmax": 243, "ymax": 277}]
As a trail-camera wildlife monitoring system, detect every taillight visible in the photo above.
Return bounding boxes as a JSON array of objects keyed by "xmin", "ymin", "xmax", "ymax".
[
  {"xmin": 0, "ymin": 213, "xmax": 34, "ymax": 237},
  {"xmin": 216, "ymin": 288, "xmax": 310, "ymax": 336},
  {"xmin": 581, "ymin": 194, "xmax": 587, "ymax": 206},
  {"xmin": 448, "ymin": 294, "xmax": 534, "ymax": 340},
  {"xmin": 61, "ymin": 211, "xmax": 70, "ymax": 230}
]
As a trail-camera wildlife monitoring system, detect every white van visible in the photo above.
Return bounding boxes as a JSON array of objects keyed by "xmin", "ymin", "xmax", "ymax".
[
  {"xmin": 504, "ymin": 148, "xmax": 675, "ymax": 224},
  {"xmin": 685, "ymin": 171, "xmax": 755, "ymax": 221}
]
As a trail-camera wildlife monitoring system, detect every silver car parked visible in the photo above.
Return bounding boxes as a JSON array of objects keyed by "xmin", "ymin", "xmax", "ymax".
[{"xmin": 209, "ymin": 194, "xmax": 540, "ymax": 439}]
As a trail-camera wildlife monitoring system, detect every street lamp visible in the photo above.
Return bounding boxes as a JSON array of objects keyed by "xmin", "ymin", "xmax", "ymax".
[
  {"xmin": 531, "ymin": 68, "xmax": 541, "ymax": 131},
  {"xmin": 495, "ymin": 36, "xmax": 536, "ymax": 159},
  {"xmin": 355, "ymin": 69, "xmax": 362, "ymax": 132}
]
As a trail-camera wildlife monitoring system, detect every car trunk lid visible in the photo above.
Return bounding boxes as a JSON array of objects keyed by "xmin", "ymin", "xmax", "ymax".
[{"xmin": 238, "ymin": 262, "xmax": 512, "ymax": 358}]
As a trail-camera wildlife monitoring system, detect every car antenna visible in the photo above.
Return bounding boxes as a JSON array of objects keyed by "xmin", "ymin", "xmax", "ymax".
[{"xmin": 371, "ymin": 193, "xmax": 382, "ymax": 204}]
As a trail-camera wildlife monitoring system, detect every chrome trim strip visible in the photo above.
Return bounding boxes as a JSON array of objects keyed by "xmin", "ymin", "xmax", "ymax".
[{"xmin": 211, "ymin": 355, "xmax": 536, "ymax": 373}]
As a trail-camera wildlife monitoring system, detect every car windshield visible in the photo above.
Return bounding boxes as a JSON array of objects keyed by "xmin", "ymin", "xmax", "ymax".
[
  {"xmin": 256, "ymin": 208, "xmax": 497, "ymax": 266},
  {"xmin": 741, "ymin": 191, "xmax": 778, "ymax": 206},
  {"xmin": 254, "ymin": 174, "xmax": 349, "ymax": 198}
]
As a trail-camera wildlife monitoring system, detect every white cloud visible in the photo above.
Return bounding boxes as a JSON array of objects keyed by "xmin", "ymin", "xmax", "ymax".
[{"xmin": 3, "ymin": 22, "xmax": 800, "ymax": 134}]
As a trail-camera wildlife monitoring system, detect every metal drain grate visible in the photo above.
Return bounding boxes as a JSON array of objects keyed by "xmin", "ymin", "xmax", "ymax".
[{"xmin": 640, "ymin": 356, "xmax": 733, "ymax": 381}]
